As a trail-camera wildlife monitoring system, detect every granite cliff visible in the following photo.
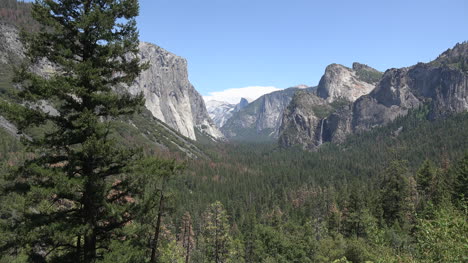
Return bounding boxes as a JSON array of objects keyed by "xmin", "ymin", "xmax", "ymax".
[
  {"xmin": 220, "ymin": 63, "xmax": 381, "ymax": 142},
  {"xmin": 0, "ymin": 22, "xmax": 222, "ymax": 142},
  {"xmin": 127, "ymin": 42, "xmax": 222, "ymax": 141},
  {"xmin": 279, "ymin": 43, "xmax": 468, "ymax": 149},
  {"xmin": 316, "ymin": 62, "xmax": 382, "ymax": 103},
  {"xmin": 278, "ymin": 91, "xmax": 331, "ymax": 149}
]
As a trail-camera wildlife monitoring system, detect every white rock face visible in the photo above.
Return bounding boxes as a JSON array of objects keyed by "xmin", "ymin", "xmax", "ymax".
[
  {"xmin": 0, "ymin": 22, "xmax": 24, "ymax": 64},
  {"xmin": 206, "ymin": 98, "xmax": 250, "ymax": 128},
  {"xmin": 0, "ymin": 24, "xmax": 222, "ymax": 141},
  {"xmin": 127, "ymin": 42, "xmax": 223, "ymax": 140},
  {"xmin": 316, "ymin": 63, "xmax": 381, "ymax": 103},
  {"xmin": 206, "ymin": 100, "xmax": 236, "ymax": 128}
]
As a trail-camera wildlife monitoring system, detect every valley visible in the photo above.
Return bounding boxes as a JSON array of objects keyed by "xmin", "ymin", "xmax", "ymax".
[{"xmin": 0, "ymin": 1, "xmax": 467, "ymax": 262}]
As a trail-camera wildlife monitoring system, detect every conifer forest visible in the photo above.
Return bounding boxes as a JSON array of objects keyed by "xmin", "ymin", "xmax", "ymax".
[{"xmin": 0, "ymin": 1, "xmax": 467, "ymax": 262}]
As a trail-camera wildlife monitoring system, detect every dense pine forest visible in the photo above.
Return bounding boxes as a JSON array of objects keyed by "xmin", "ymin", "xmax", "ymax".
[{"xmin": 0, "ymin": 1, "xmax": 467, "ymax": 263}]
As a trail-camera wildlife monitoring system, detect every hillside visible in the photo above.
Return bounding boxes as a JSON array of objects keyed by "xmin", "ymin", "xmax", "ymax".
[{"xmin": 171, "ymin": 108, "xmax": 468, "ymax": 263}]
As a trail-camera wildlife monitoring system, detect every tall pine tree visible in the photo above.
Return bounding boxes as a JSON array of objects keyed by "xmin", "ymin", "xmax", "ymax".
[
  {"xmin": 201, "ymin": 201, "xmax": 231, "ymax": 263},
  {"xmin": 1, "ymin": 0, "xmax": 146, "ymax": 262}
]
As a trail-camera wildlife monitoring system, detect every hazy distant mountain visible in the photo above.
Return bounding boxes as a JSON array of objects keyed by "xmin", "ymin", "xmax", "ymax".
[
  {"xmin": 206, "ymin": 98, "xmax": 250, "ymax": 128},
  {"xmin": 221, "ymin": 86, "xmax": 314, "ymax": 141}
]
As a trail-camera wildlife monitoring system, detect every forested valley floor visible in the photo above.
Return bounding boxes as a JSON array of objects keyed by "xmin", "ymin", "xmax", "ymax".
[{"xmin": 2, "ymin": 105, "xmax": 467, "ymax": 262}]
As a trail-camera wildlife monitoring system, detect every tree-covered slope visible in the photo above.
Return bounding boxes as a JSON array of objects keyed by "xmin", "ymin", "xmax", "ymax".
[{"xmin": 168, "ymin": 109, "xmax": 468, "ymax": 262}]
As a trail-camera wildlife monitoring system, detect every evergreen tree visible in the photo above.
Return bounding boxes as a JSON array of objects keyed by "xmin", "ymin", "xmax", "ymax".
[
  {"xmin": 179, "ymin": 212, "xmax": 195, "ymax": 263},
  {"xmin": 133, "ymin": 157, "xmax": 183, "ymax": 262},
  {"xmin": 0, "ymin": 0, "xmax": 146, "ymax": 262},
  {"xmin": 453, "ymin": 153, "xmax": 468, "ymax": 204},
  {"xmin": 380, "ymin": 160, "xmax": 412, "ymax": 226},
  {"xmin": 201, "ymin": 201, "xmax": 231, "ymax": 263},
  {"xmin": 342, "ymin": 186, "xmax": 365, "ymax": 237},
  {"xmin": 416, "ymin": 160, "xmax": 436, "ymax": 198},
  {"xmin": 416, "ymin": 205, "xmax": 468, "ymax": 262}
]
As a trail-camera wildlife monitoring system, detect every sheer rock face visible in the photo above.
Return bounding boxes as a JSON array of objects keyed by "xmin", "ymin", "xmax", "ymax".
[
  {"xmin": 316, "ymin": 63, "xmax": 381, "ymax": 103},
  {"xmin": 347, "ymin": 59, "xmax": 467, "ymax": 134},
  {"xmin": 278, "ymin": 91, "xmax": 331, "ymax": 150},
  {"xmin": 0, "ymin": 24, "xmax": 222, "ymax": 141},
  {"xmin": 126, "ymin": 42, "xmax": 223, "ymax": 140},
  {"xmin": 221, "ymin": 87, "xmax": 311, "ymax": 141},
  {"xmin": 234, "ymin": 98, "xmax": 249, "ymax": 112},
  {"xmin": 278, "ymin": 62, "xmax": 381, "ymax": 150},
  {"xmin": 280, "ymin": 43, "xmax": 468, "ymax": 150}
]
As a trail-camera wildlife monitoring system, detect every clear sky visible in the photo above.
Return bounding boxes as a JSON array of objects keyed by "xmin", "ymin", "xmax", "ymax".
[{"xmin": 136, "ymin": 0, "xmax": 468, "ymax": 101}]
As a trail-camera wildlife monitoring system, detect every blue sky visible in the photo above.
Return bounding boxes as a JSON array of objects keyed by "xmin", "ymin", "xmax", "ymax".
[
  {"xmin": 137, "ymin": 0, "xmax": 468, "ymax": 102},
  {"xmin": 24, "ymin": 0, "xmax": 468, "ymax": 102}
]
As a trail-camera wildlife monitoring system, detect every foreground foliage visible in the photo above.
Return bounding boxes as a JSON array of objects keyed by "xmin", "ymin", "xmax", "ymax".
[{"xmin": 1, "ymin": 0, "xmax": 148, "ymax": 262}]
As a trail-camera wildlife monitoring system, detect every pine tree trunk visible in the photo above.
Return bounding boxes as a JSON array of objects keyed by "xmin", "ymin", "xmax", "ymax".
[
  {"xmin": 84, "ymin": 233, "xmax": 96, "ymax": 263},
  {"xmin": 150, "ymin": 193, "xmax": 165, "ymax": 263},
  {"xmin": 185, "ymin": 223, "xmax": 190, "ymax": 263},
  {"xmin": 83, "ymin": 169, "xmax": 98, "ymax": 263},
  {"xmin": 77, "ymin": 235, "xmax": 82, "ymax": 263}
]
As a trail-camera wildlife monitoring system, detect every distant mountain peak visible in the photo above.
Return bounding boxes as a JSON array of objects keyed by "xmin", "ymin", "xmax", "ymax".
[{"xmin": 235, "ymin": 98, "xmax": 250, "ymax": 111}]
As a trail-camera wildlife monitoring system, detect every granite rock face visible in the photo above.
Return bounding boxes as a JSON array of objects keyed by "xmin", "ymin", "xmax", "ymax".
[
  {"xmin": 234, "ymin": 98, "xmax": 250, "ymax": 112},
  {"xmin": 279, "ymin": 42, "xmax": 468, "ymax": 150},
  {"xmin": 278, "ymin": 62, "xmax": 381, "ymax": 150},
  {"xmin": 278, "ymin": 91, "xmax": 331, "ymax": 150},
  {"xmin": 206, "ymin": 100, "xmax": 235, "ymax": 128},
  {"xmin": 0, "ymin": 22, "xmax": 24, "ymax": 64},
  {"xmin": 348, "ymin": 54, "xmax": 468, "ymax": 134},
  {"xmin": 221, "ymin": 87, "xmax": 312, "ymax": 141},
  {"xmin": 0, "ymin": 24, "xmax": 222, "ymax": 141},
  {"xmin": 126, "ymin": 42, "xmax": 223, "ymax": 140},
  {"xmin": 316, "ymin": 63, "xmax": 382, "ymax": 103}
]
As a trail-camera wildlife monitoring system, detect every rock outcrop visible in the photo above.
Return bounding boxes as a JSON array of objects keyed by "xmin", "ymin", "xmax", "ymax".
[
  {"xmin": 0, "ymin": 22, "xmax": 24, "ymax": 64},
  {"xmin": 234, "ymin": 98, "xmax": 250, "ymax": 112},
  {"xmin": 278, "ymin": 91, "xmax": 331, "ymax": 149},
  {"xmin": 316, "ymin": 63, "xmax": 382, "ymax": 103},
  {"xmin": 279, "ymin": 42, "xmax": 468, "ymax": 150},
  {"xmin": 120, "ymin": 42, "xmax": 223, "ymax": 140}
]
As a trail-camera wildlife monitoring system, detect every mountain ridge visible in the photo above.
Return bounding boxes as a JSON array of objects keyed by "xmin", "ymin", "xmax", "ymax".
[{"xmin": 279, "ymin": 42, "xmax": 468, "ymax": 150}]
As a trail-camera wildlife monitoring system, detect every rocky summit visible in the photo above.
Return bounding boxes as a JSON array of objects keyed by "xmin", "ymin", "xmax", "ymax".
[
  {"xmin": 279, "ymin": 42, "xmax": 468, "ymax": 150},
  {"xmin": 316, "ymin": 62, "xmax": 382, "ymax": 103}
]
